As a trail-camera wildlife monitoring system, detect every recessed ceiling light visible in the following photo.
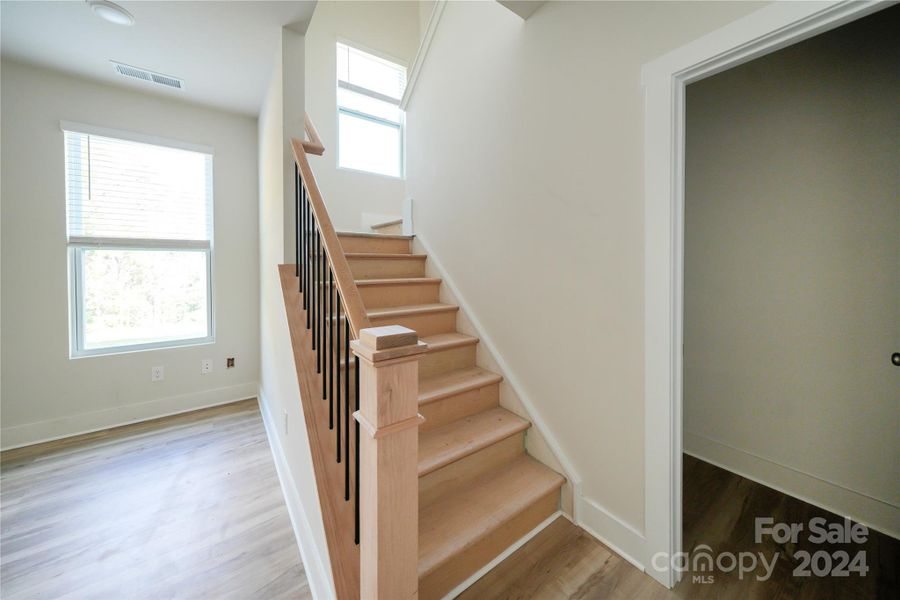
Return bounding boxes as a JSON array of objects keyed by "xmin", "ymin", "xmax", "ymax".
[{"xmin": 87, "ymin": 0, "xmax": 135, "ymax": 26}]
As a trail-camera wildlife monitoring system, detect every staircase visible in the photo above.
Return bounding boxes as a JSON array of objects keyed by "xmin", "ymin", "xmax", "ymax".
[
  {"xmin": 338, "ymin": 231, "xmax": 564, "ymax": 598},
  {"xmin": 283, "ymin": 121, "xmax": 564, "ymax": 599}
]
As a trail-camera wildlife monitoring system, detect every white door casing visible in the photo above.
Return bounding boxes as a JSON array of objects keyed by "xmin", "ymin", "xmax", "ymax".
[{"xmin": 640, "ymin": 0, "xmax": 887, "ymax": 588}]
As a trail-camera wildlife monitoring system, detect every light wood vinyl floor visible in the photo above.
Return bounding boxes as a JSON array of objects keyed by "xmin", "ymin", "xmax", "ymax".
[
  {"xmin": 458, "ymin": 455, "xmax": 898, "ymax": 599},
  {"xmin": 0, "ymin": 399, "xmax": 310, "ymax": 600}
]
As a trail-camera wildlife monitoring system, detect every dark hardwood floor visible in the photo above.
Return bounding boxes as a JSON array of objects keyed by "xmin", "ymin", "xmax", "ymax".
[
  {"xmin": 677, "ymin": 455, "xmax": 897, "ymax": 600},
  {"xmin": 458, "ymin": 455, "xmax": 898, "ymax": 599}
]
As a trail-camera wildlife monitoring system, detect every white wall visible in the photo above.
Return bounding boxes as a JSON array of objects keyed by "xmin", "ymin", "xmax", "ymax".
[
  {"xmin": 684, "ymin": 8, "xmax": 900, "ymax": 537},
  {"xmin": 304, "ymin": 0, "xmax": 420, "ymax": 231},
  {"xmin": 403, "ymin": 0, "xmax": 765, "ymax": 559},
  {"xmin": 283, "ymin": 28, "xmax": 307, "ymax": 262},
  {"xmin": 0, "ymin": 61, "xmax": 260, "ymax": 449},
  {"xmin": 256, "ymin": 29, "xmax": 335, "ymax": 600}
]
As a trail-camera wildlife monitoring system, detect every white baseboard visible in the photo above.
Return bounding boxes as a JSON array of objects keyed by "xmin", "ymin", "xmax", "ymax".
[
  {"xmin": 258, "ymin": 388, "xmax": 335, "ymax": 600},
  {"xmin": 0, "ymin": 382, "xmax": 259, "ymax": 451},
  {"xmin": 575, "ymin": 487, "xmax": 647, "ymax": 571},
  {"xmin": 440, "ymin": 510, "xmax": 564, "ymax": 600},
  {"xmin": 684, "ymin": 431, "xmax": 900, "ymax": 540}
]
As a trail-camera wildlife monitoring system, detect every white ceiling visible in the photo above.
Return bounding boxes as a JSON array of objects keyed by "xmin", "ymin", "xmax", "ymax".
[{"xmin": 0, "ymin": 1, "xmax": 317, "ymax": 116}]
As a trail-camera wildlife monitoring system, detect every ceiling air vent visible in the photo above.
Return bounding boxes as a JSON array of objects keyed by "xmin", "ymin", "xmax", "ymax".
[{"xmin": 111, "ymin": 61, "xmax": 184, "ymax": 90}]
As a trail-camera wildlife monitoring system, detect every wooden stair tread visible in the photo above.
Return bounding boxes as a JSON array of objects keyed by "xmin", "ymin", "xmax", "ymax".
[
  {"xmin": 345, "ymin": 252, "xmax": 426, "ymax": 260},
  {"xmin": 368, "ymin": 303, "xmax": 458, "ymax": 319},
  {"xmin": 418, "ymin": 455, "xmax": 565, "ymax": 577},
  {"xmin": 304, "ymin": 278, "xmax": 438, "ymax": 287},
  {"xmin": 336, "ymin": 231, "xmax": 413, "ymax": 240},
  {"xmin": 418, "ymin": 407, "xmax": 529, "ymax": 477},
  {"xmin": 337, "ymin": 333, "xmax": 477, "ymax": 369},
  {"xmin": 419, "ymin": 367, "xmax": 503, "ymax": 406},
  {"xmin": 419, "ymin": 333, "xmax": 479, "ymax": 352},
  {"xmin": 355, "ymin": 277, "xmax": 441, "ymax": 286},
  {"xmin": 337, "ymin": 334, "xmax": 478, "ymax": 369}
]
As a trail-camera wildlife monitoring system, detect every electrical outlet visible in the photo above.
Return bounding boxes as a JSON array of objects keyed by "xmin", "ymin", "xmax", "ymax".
[
  {"xmin": 201, "ymin": 358, "xmax": 213, "ymax": 374},
  {"xmin": 151, "ymin": 366, "xmax": 164, "ymax": 382},
  {"xmin": 283, "ymin": 410, "xmax": 289, "ymax": 435},
  {"xmin": 226, "ymin": 357, "xmax": 235, "ymax": 368}
]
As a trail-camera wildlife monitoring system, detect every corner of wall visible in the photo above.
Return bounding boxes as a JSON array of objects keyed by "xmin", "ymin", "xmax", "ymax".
[{"xmin": 258, "ymin": 30, "xmax": 336, "ymax": 600}]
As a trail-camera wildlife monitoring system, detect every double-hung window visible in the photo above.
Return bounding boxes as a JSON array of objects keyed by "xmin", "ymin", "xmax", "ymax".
[
  {"xmin": 64, "ymin": 124, "xmax": 214, "ymax": 357},
  {"xmin": 336, "ymin": 42, "xmax": 407, "ymax": 178}
]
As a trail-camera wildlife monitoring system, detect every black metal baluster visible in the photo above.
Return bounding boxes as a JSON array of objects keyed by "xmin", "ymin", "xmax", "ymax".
[
  {"xmin": 300, "ymin": 185, "xmax": 306, "ymax": 301},
  {"xmin": 336, "ymin": 293, "xmax": 342, "ymax": 463},
  {"xmin": 305, "ymin": 195, "xmax": 310, "ymax": 299},
  {"xmin": 305, "ymin": 197, "xmax": 311, "ymax": 328},
  {"xmin": 344, "ymin": 320, "xmax": 350, "ymax": 501},
  {"xmin": 328, "ymin": 266, "xmax": 341, "ymax": 425},
  {"xmin": 299, "ymin": 182, "xmax": 305, "ymax": 297},
  {"xmin": 294, "ymin": 164, "xmax": 299, "ymax": 278},
  {"xmin": 313, "ymin": 229, "xmax": 318, "ymax": 360},
  {"xmin": 312, "ymin": 227, "xmax": 317, "ymax": 344},
  {"xmin": 321, "ymin": 247, "xmax": 327, "ymax": 398},
  {"xmin": 326, "ymin": 264, "xmax": 332, "ymax": 413},
  {"xmin": 354, "ymin": 354, "xmax": 360, "ymax": 545}
]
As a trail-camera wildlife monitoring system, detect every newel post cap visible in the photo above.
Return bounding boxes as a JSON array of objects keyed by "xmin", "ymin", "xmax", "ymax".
[{"xmin": 351, "ymin": 325, "xmax": 428, "ymax": 363}]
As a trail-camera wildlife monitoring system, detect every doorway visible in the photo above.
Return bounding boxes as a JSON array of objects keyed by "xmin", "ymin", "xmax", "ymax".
[
  {"xmin": 679, "ymin": 5, "xmax": 898, "ymax": 597},
  {"xmin": 641, "ymin": 0, "xmax": 896, "ymax": 589}
]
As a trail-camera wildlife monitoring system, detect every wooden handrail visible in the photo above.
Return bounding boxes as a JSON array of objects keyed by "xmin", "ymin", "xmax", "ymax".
[
  {"xmin": 302, "ymin": 113, "xmax": 325, "ymax": 156},
  {"xmin": 291, "ymin": 136, "xmax": 371, "ymax": 337}
]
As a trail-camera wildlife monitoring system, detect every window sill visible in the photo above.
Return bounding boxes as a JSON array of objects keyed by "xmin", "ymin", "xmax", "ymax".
[
  {"xmin": 70, "ymin": 336, "xmax": 215, "ymax": 359},
  {"xmin": 336, "ymin": 165, "xmax": 405, "ymax": 181}
]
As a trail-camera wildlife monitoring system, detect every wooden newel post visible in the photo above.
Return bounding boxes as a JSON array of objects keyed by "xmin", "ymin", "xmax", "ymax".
[{"xmin": 351, "ymin": 325, "xmax": 427, "ymax": 600}]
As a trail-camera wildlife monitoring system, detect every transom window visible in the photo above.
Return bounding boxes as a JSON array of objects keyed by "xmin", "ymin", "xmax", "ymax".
[
  {"xmin": 63, "ymin": 124, "xmax": 214, "ymax": 357},
  {"xmin": 336, "ymin": 42, "xmax": 407, "ymax": 178}
]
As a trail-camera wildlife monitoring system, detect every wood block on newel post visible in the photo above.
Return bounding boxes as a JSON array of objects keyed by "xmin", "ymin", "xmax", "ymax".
[{"xmin": 351, "ymin": 325, "xmax": 428, "ymax": 600}]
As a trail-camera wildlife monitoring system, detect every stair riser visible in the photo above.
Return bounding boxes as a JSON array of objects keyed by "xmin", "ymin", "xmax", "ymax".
[
  {"xmin": 419, "ymin": 383, "xmax": 500, "ymax": 432},
  {"xmin": 369, "ymin": 310, "xmax": 457, "ymax": 338},
  {"xmin": 419, "ymin": 345, "xmax": 477, "ymax": 379},
  {"xmin": 338, "ymin": 236, "xmax": 410, "ymax": 254},
  {"xmin": 419, "ymin": 434, "xmax": 523, "ymax": 507},
  {"xmin": 358, "ymin": 282, "xmax": 441, "ymax": 308},
  {"xmin": 418, "ymin": 490, "xmax": 559, "ymax": 600},
  {"xmin": 348, "ymin": 258, "xmax": 426, "ymax": 279}
]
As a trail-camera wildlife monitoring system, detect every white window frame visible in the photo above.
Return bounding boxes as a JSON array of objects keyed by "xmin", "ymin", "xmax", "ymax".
[
  {"xmin": 335, "ymin": 41, "xmax": 407, "ymax": 179},
  {"xmin": 62, "ymin": 122, "xmax": 216, "ymax": 358}
]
